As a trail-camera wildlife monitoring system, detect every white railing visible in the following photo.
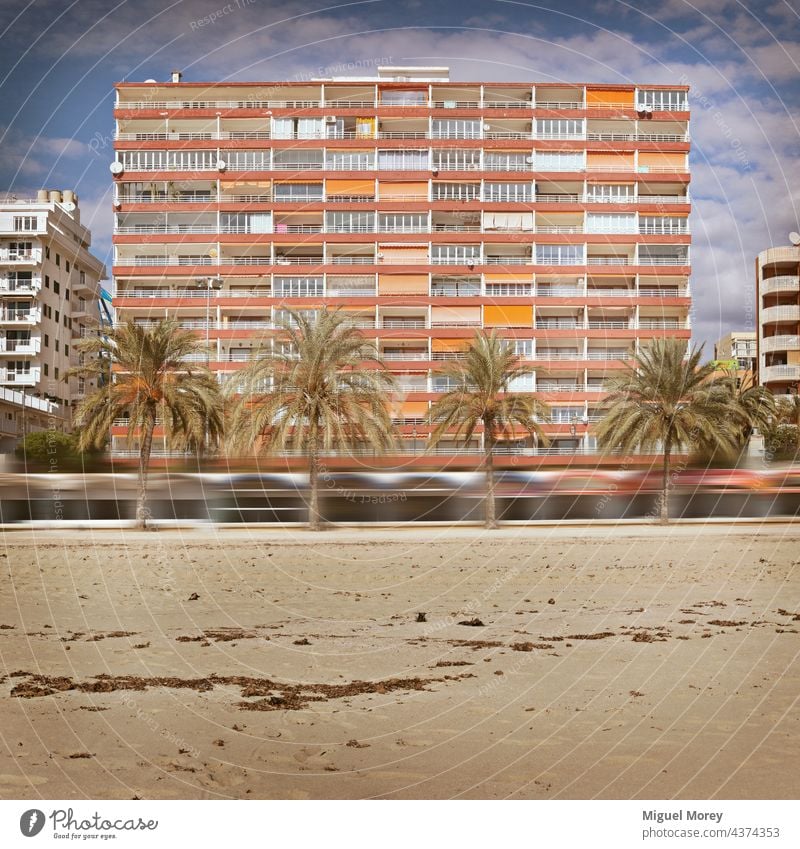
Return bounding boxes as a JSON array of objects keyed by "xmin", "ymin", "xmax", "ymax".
[
  {"xmin": 0, "ymin": 338, "xmax": 39, "ymax": 354},
  {"xmin": 762, "ymin": 364, "xmax": 800, "ymax": 382},
  {"xmin": 0, "ymin": 308, "xmax": 40, "ymax": 323},
  {"xmin": 762, "ymin": 305, "xmax": 800, "ymax": 323},
  {"xmin": 760, "ymin": 335, "xmax": 800, "ymax": 353},
  {"xmin": 761, "ymin": 275, "xmax": 799, "ymax": 295},
  {"xmin": 0, "ymin": 249, "xmax": 42, "ymax": 263}
]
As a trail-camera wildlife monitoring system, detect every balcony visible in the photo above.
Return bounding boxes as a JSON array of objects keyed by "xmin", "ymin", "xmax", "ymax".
[
  {"xmin": 762, "ymin": 305, "xmax": 800, "ymax": 324},
  {"xmin": 762, "ymin": 364, "xmax": 800, "ymax": 382},
  {"xmin": 0, "ymin": 307, "xmax": 40, "ymax": 324},
  {"xmin": 0, "ymin": 277, "xmax": 41, "ymax": 295},
  {"xmin": 0, "ymin": 367, "xmax": 39, "ymax": 385},
  {"xmin": 0, "ymin": 337, "xmax": 39, "ymax": 354},
  {"xmin": 761, "ymin": 276, "xmax": 799, "ymax": 295},
  {"xmin": 761, "ymin": 335, "xmax": 800, "ymax": 354},
  {"xmin": 0, "ymin": 249, "xmax": 41, "ymax": 264},
  {"xmin": 116, "ymin": 98, "xmax": 323, "ymax": 110}
]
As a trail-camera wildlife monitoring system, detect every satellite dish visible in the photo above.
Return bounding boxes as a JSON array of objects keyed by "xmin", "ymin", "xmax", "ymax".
[
  {"xmin": 62, "ymin": 202, "xmax": 76, "ymax": 212},
  {"xmin": 217, "ymin": 159, "xmax": 227, "ymax": 171},
  {"xmin": 789, "ymin": 231, "xmax": 800, "ymax": 246},
  {"xmin": 109, "ymin": 161, "xmax": 124, "ymax": 175}
]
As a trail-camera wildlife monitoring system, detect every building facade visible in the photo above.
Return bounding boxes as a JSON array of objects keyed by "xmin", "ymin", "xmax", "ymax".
[
  {"xmin": 714, "ymin": 330, "xmax": 756, "ymax": 382},
  {"xmin": 756, "ymin": 244, "xmax": 800, "ymax": 397},
  {"xmin": 0, "ymin": 192, "xmax": 106, "ymax": 450},
  {"xmin": 111, "ymin": 68, "xmax": 691, "ymax": 460}
]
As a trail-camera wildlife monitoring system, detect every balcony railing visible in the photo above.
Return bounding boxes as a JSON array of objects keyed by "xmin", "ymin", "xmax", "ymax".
[
  {"xmin": 760, "ymin": 335, "xmax": 800, "ymax": 353},
  {"xmin": 761, "ymin": 275, "xmax": 799, "ymax": 295},
  {"xmin": 0, "ymin": 249, "xmax": 42, "ymax": 263},
  {"xmin": 0, "ymin": 308, "xmax": 40, "ymax": 323},
  {"xmin": 762, "ymin": 364, "xmax": 800, "ymax": 382},
  {"xmin": 762, "ymin": 305, "xmax": 800, "ymax": 324},
  {"xmin": 0, "ymin": 338, "xmax": 39, "ymax": 354}
]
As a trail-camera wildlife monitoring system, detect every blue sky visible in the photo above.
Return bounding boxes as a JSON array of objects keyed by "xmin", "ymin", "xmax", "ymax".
[{"xmin": 1, "ymin": 0, "xmax": 798, "ymax": 348}]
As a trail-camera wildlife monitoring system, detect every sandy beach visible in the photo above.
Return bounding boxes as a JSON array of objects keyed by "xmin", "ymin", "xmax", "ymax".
[{"xmin": 1, "ymin": 523, "xmax": 798, "ymax": 800}]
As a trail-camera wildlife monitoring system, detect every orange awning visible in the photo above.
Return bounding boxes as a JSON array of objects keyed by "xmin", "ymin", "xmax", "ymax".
[
  {"xmin": 378, "ymin": 274, "xmax": 429, "ymax": 295},
  {"xmin": 587, "ymin": 152, "xmax": 635, "ymax": 168},
  {"xmin": 431, "ymin": 338, "xmax": 471, "ymax": 352},
  {"xmin": 638, "ymin": 152, "xmax": 686, "ymax": 170},
  {"xmin": 326, "ymin": 178, "xmax": 375, "ymax": 196},
  {"xmin": 484, "ymin": 305, "xmax": 533, "ymax": 327},
  {"xmin": 586, "ymin": 88, "xmax": 635, "ymax": 106},
  {"xmin": 379, "ymin": 181, "xmax": 428, "ymax": 199}
]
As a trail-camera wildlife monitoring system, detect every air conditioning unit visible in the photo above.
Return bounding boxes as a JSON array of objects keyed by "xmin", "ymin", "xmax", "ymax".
[{"xmin": 324, "ymin": 115, "xmax": 337, "ymax": 123}]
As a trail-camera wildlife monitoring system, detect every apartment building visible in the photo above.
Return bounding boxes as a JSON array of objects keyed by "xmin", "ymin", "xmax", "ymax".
[
  {"xmin": 110, "ymin": 67, "xmax": 691, "ymax": 460},
  {"xmin": 756, "ymin": 242, "xmax": 800, "ymax": 397},
  {"xmin": 714, "ymin": 330, "xmax": 756, "ymax": 382},
  {"xmin": 0, "ymin": 191, "xmax": 106, "ymax": 449}
]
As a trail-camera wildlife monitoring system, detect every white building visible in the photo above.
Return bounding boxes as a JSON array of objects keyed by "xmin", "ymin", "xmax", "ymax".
[{"xmin": 0, "ymin": 190, "xmax": 107, "ymax": 450}]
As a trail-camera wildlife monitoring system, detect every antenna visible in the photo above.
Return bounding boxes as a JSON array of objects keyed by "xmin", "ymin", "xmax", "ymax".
[{"xmin": 789, "ymin": 231, "xmax": 800, "ymax": 246}]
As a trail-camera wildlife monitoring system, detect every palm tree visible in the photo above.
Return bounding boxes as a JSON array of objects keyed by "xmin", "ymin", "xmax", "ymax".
[
  {"xmin": 715, "ymin": 368, "xmax": 776, "ymax": 453},
  {"xmin": 227, "ymin": 308, "xmax": 396, "ymax": 530},
  {"xmin": 427, "ymin": 331, "xmax": 549, "ymax": 529},
  {"xmin": 595, "ymin": 338, "xmax": 740, "ymax": 522},
  {"xmin": 69, "ymin": 319, "xmax": 224, "ymax": 528}
]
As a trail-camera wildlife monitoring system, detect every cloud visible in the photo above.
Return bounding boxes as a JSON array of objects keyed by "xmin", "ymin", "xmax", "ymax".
[{"xmin": 0, "ymin": 0, "xmax": 797, "ymax": 348}]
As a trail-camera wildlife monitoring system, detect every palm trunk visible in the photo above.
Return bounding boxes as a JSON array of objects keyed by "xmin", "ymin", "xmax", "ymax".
[
  {"xmin": 137, "ymin": 409, "xmax": 156, "ymax": 529},
  {"xmin": 483, "ymin": 425, "xmax": 498, "ymax": 530},
  {"xmin": 308, "ymin": 428, "xmax": 322, "ymax": 531},
  {"xmin": 659, "ymin": 432, "xmax": 672, "ymax": 524}
]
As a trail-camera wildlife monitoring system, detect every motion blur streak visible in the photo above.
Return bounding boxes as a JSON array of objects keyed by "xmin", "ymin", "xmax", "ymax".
[{"xmin": 1, "ymin": 469, "xmax": 798, "ymax": 524}]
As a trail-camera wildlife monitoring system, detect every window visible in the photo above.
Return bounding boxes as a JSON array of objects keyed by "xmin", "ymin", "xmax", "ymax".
[
  {"xmin": 431, "ymin": 119, "xmax": 481, "ymax": 139},
  {"xmin": 53, "ymin": 281, "xmax": 60, "ymax": 294},
  {"xmin": 378, "ymin": 213, "xmax": 427, "ymax": 232},
  {"xmin": 44, "ymin": 364, "xmax": 49, "ymax": 377},
  {"xmin": 273, "ymin": 183, "xmax": 323, "ymax": 201},
  {"xmin": 10, "ymin": 241, "xmax": 33, "ymax": 259},
  {"xmin": 639, "ymin": 216, "xmax": 688, "ymax": 234},
  {"xmin": 66, "ymin": 260, "xmax": 70, "ymax": 272},
  {"xmin": 586, "ymin": 184, "xmax": 634, "ymax": 202},
  {"xmin": 514, "ymin": 340, "xmax": 534, "ymax": 358},
  {"xmin": 271, "ymin": 117, "xmax": 324, "ymax": 139},
  {"xmin": 484, "ymin": 152, "xmax": 530, "ymax": 171},
  {"xmin": 55, "ymin": 253, "xmax": 60, "ymax": 267},
  {"xmin": 45, "ymin": 246, "xmax": 50, "ymax": 259},
  {"xmin": 64, "ymin": 344, "xmax": 69, "ymax": 356},
  {"xmin": 13, "ymin": 216, "xmax": 38, "ymax": 231},
  {"xmin": 536, "ymin": 119, "xmax": 584, "ymax": 138},
  {"xmin": 55, "ymin": 310, "xmax": 60, "ymax": 322},
  {"xmin": 586, "ymin": 213, "xmax": 636, "ymax": 233},
  {"xmin": 45, "ymin": 275, "xmax": 50, "ymax": 289},
  {"xmin": 536, "ymin": 244, "xmax": 584, "ymax": 264},
  {"xmin": 432, "ymin": 149, "xmax": 481, "ymax": 171},
  {"xmin": 378, "ymin": 150, "xmax": 429, "ymax": 170},
  {"xmin": 273, "ymin": 276, "xmax": 324, "ymax": 297},
  {"xmin": 431, "ymin": 244, "xmax": 481, "ymax": 264},
  {"xmin": 227, "ymin": 150, "xmax": 271, "ymax": 170},
  {"xmin": 55, "ymin": 340, "xmax": 59, "ymax": 353},
  {"xmin": 535, "ymin": 151, "xmax": 585, "ymax": 171},
  {"xmin": 380, "ymin": 89, "xmax": 426, "ymax": 106},
  {"xmin": 65, "ymin": 288, "xmax": 70, "ymax": 301},
  {"xmin": 272, "ymin": 149, "xmax": 323, "ymax": 170},
  {"xmin": 325, "ymin": 212, "xmax": 374, "ymax": 233},
  {"xmin": 432, "ymin": 182, "xmax": 479, "ymax": 201},
  {"xmin": 484, "ymin": 182, "xmax": 532, "ymax": 202},
  {"xmin": 44, "ymin": 334, "xmax": 49, "ymax": 347},
  {"xmin": 325, "ymin": 150, "xmax": 374, "ymax": 170},
  {"xmin": 55, "ymin": 367, "xmax": 59, "ymax": 380},
  {"xmin": 637, "ymin": 89, "xmax": 688, "ymax": 111}
]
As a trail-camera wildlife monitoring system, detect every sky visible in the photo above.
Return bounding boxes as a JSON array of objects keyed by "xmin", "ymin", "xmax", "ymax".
[{"xmin": 0, "ymin": 0, "xmax": 798, "ymax": 350}]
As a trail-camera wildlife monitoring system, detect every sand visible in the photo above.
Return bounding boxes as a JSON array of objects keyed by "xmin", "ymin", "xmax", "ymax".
[{"xmin": 0, "ymin": 523, "xmax": 798, "ymax": 800}]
